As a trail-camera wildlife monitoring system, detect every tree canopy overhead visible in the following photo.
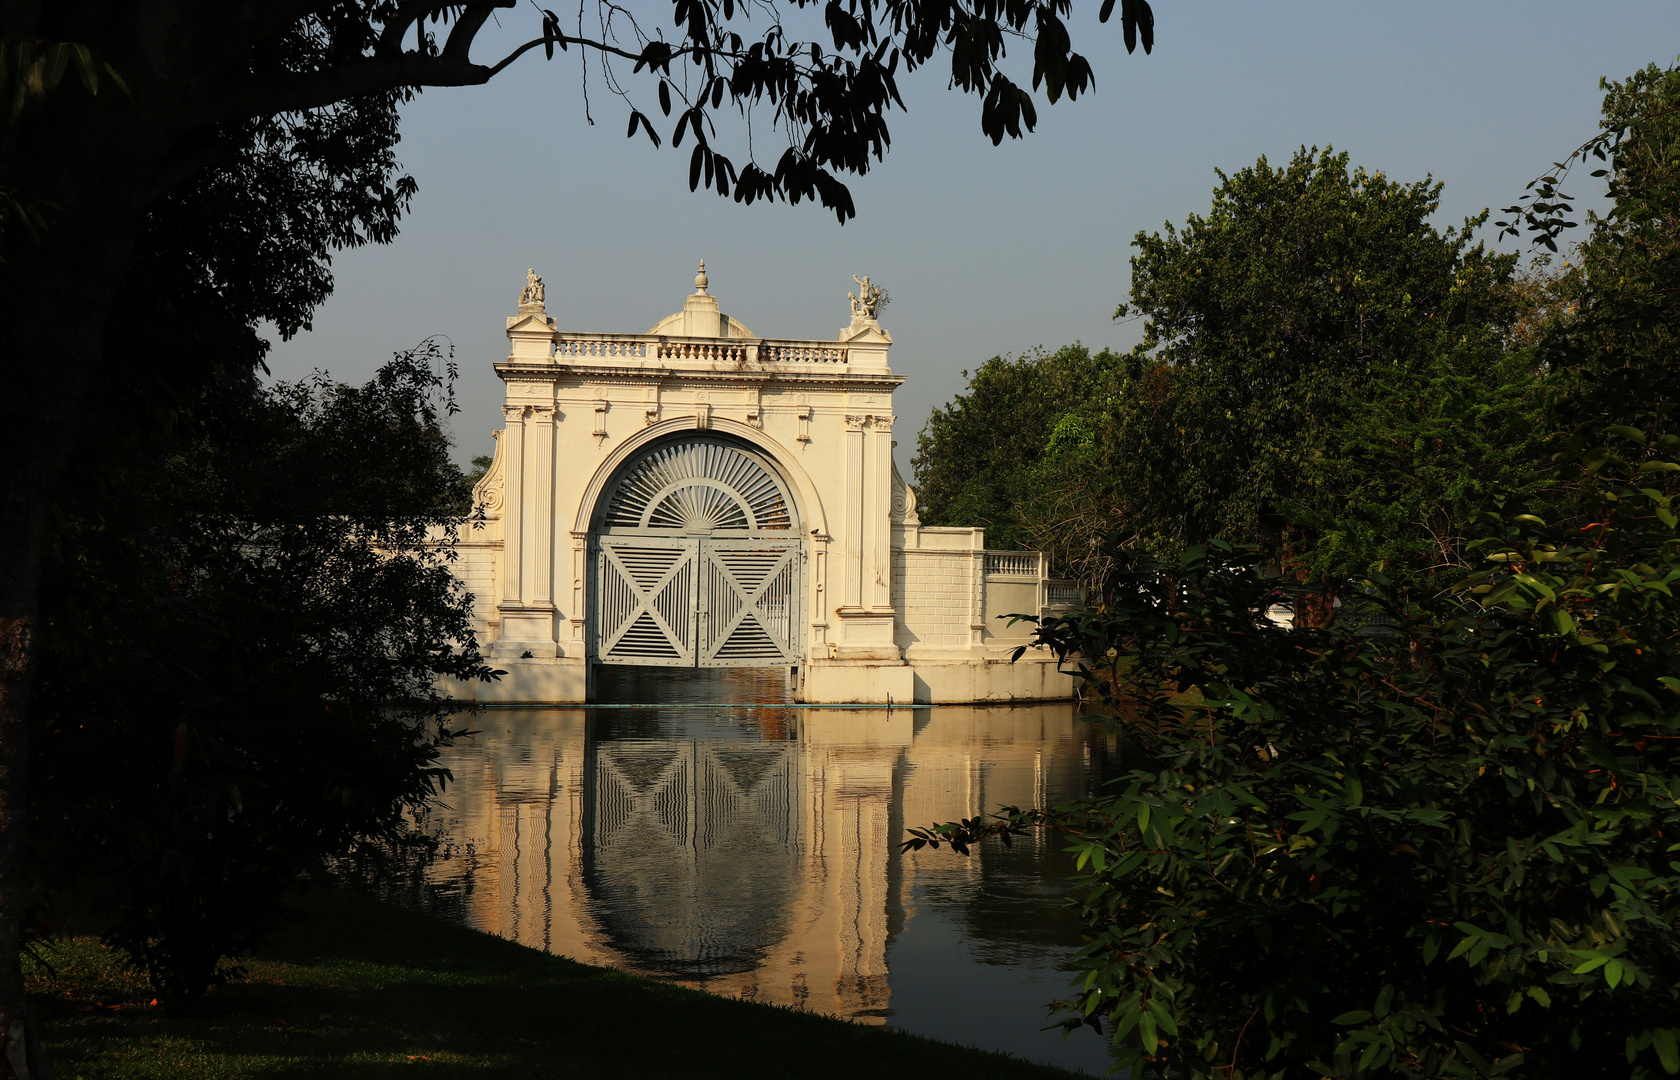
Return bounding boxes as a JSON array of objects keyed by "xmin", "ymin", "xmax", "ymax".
[{"xmin": 7, "ymin": 0, "xmax": 1152, "ymax": 231}]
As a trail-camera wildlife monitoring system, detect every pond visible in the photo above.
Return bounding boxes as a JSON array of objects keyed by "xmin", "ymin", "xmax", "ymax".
[{"xmin": 403, "ymin": 667, "xmax": 1120, "ymax": 1075}]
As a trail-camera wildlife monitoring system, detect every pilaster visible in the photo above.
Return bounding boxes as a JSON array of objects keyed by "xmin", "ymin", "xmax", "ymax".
[
  {"xmin": 843, "ymin": 415, "xmax": 866, "ymax": 609},
  {"xmin": 865, "ymin": 414, "xmax": 894, "ymax": 611},
  {"xmin": 498, "ymin": 406, "xmax": 525, "ymax": 608},
  {"xmin": 527, "ymin": 405, "xmax": 556, "ymax": 605}
]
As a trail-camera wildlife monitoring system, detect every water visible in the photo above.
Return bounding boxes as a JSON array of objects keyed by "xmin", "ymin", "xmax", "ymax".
[{"xmin": 405, "ymin": 667, "xmax": 1119, "ymax": 1075}]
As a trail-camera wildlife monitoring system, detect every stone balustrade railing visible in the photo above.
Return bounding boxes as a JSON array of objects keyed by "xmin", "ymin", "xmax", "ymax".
[
  {"xmin": 1043, "ymin": 581, "xmax": 1083, "ymax": 609},
  {"xmin": 760, "ymin": 343, "xmax": 848, "ymax": 364},
  {"xmin": 657, "ymin": 339, "xmax": 751, "ymax": 363},
  {"xmin": 983, "ymin": 551, "xmax": 1043, "ymax": 578},
  {"xmin": 554, "ymin": 336, "xmax": 651, "ymax": 359},
  {"xmin": 548, "ymin": 334, "xmax": 851, "ymax": 367}
]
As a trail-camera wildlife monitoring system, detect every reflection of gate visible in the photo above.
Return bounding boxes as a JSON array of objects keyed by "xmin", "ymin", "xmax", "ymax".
[{"xmin": 592, "ymin": 436, "xmax": 802, "ymax": 668}]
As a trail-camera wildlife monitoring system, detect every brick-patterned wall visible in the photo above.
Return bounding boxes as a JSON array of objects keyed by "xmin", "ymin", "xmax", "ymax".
[
  {"xmin": 452, "ymin": 542, "xmax": 501, "ymax": 638},
  {"xmin": 894, "ymin": 549, "xmax": 975, "ymax": 649}
]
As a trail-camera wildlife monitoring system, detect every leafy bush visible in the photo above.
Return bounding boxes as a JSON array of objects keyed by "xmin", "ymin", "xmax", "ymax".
[
  {"xmin": 28, "ymin": 344, "xmax": 494, "ymax": 1011},
  {"xmin": 909, "ymin": 428, "xmax": 1680, "ymax": 1078}
]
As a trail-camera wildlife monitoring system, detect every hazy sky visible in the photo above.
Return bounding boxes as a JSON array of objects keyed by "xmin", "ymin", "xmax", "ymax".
[{"xmin": 263, "ymin": 2, "xmax": 1680, "ymax": 475}]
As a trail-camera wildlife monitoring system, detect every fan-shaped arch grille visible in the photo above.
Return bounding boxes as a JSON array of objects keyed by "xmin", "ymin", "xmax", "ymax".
[{"xmin": 603, "ymin": 439, "xmax": 793, "ymax": 533}]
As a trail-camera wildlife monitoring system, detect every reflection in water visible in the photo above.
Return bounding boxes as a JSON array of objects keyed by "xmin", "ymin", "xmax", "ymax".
[{"xmin": 410, "ymin": 668, "xmax": 1117, "ymax": 1074}]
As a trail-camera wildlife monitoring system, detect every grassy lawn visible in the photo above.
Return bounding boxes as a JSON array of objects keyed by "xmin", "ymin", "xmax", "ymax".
[{"xmin": 29, "ymin": 890, "xmax": 1089, "ymax": 1080}]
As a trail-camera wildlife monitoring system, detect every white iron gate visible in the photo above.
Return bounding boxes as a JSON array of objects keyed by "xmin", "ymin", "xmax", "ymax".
[
  {"xmin": 595, "ymin": 535, "xmax": 700, "ymax": 666},
  {"xmin": 698, "ymin": 539, "xmax": 800, "ymax": 666},
  {"xmin": 595, "ymin": 537, "xmax": 801, "ymax": 667}
]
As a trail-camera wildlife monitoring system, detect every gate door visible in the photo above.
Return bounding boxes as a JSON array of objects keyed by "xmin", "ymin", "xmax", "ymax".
[
  {"xmin": 595, "ymin": 535, "xmax": 699, "ymax": 666},
  {"xmin": 592, "ymin": 435, "xmax": 803, "ymax": 669},
  {"xmin": 699, "ymin": 539, "xmax": 802, "ymax": 666}
]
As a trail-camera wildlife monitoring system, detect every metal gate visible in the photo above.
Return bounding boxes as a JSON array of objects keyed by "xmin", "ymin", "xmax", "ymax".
[
  {"xmin": 592, "ymin": 436, "xmax": 802, "ymax": 668},
  {"xmin": 594, "ymin": 536, "xmax": 802, "ymax": 667}
]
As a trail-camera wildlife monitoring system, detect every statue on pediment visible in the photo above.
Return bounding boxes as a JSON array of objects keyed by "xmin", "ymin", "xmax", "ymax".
[
  {"xmin": 849, "ymin": 275, "xmax": 887, "ymax": 319},
  {"xmin": 518, "ymin": 268, "xmax": 546, "ymax": 312}
]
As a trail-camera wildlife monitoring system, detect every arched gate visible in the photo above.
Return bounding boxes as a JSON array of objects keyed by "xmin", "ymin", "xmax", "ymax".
[{"xmin": 591, "ymin": 436, "xmax": 803, "ymax": 667}]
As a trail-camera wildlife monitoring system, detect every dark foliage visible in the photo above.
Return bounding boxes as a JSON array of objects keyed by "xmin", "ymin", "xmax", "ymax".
[
  {"xmin": 912, "ymin": 432, "xmax": 1680, "ymax": 1075},
  {"xmin": 912, "ymin": 344, "xmax": 1121, "ymax": 553},
  {"xmin": 29, "ymin": 344, "xmax": 492, "ymax": 1011},
  {"xmin": 17, "ymin": 60, "xmax": 491, "ymax": 1010}
]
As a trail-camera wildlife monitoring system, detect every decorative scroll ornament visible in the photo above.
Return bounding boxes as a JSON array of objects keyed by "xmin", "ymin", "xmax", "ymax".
[
  {"xmin": 472, "ymin": 430, "xmax": 507, "ymax": 515},
  {"xmin": 848, "ymin": 275, "xmax": 887, "ymax": 319},
  {"xmin": 518, "ymin": 268, "xmax": 546, "ymax": 312},
  {"xmin": 890, "ymin": 462, "xmax": 920, "ymax": 526}
]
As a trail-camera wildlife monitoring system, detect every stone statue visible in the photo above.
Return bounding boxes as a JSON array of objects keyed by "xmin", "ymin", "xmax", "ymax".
[
  {"xmin": 848, "ymin": 275, "xmax": 886, "ymax": 319},
  {"xmin": 519, "ymin": 268, "xmax": 546, "ymax": 310}
]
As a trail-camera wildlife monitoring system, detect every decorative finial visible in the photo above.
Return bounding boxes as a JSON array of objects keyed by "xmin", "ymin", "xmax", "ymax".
[
  {"xmin": 694, "ymin": 260, "xmax": 709, "ymax": 295},
  {"xmin": 518, "ymin": 267, "xmax": 546, "ymax": 313}
]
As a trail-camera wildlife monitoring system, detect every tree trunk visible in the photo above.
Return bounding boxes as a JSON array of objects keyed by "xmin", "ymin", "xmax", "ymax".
[{"xmin": 1291, "ymin": 577, "xmax": 1341, "ymax": 629}]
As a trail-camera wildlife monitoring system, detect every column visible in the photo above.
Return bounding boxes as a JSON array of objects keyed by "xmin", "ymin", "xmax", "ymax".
[
  {"xmin": 843, "ymin": 414, "xmax": 867, "ymax": 609},
  {"xmin": 499, "ymin": 406, "xmax": 526, "ymax": 608},
  {"xmin": 526, "ymin": 405, "xmax": 555, "ymax": 607},
  {"xmin": 865, "ymin": 415, "xmax": 894, "ymax": 610}
]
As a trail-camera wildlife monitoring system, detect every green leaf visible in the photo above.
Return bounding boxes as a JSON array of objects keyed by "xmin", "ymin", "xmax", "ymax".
[
  {"xmin": 1652, "ymin": 1028, "xmax": 1679, "ymax": 1075},
  {"xmin": 1145, "ymin": 995, "xmax": 1180, "ymax": 1035},
  {"xmin": 1139, "ymin": 1010, "xmax": 1158, "ymax": 1053},
  {"xmin": 1331, "ymin": 1010, "xmax": 1372, "ymax": 1025}
]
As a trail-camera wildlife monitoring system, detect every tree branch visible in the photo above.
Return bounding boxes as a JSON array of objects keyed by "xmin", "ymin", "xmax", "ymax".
[{"xmin": 214, "ymin": 52, "xmax": 493, "ymax": 123}]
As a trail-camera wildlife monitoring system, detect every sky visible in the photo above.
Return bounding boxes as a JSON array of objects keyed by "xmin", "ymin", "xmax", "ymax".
[{"xmin": 262, "ymin": 2, "xmax": 1680, "ymax": 476}]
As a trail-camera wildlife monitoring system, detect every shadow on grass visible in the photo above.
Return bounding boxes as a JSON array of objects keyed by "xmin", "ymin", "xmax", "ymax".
[{"xmin": 31, "ymin": 890, "xmax": 1092, "ymax": 1080}]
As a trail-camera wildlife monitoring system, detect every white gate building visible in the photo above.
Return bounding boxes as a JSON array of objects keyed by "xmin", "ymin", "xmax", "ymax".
[{"xmin": 446, "ymin": 265, "xmax": 1079, "ymax": 704}]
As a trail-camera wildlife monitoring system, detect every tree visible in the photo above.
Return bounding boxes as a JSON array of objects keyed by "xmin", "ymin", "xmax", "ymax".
[
  {"xmin": 0, "ymin": 0, "xmax": 1156, "ymax": 1067},
  {"xmin": 31, "ymin": 344, "xmax": 491, "ymax": 1011},
  {"xmin": 920, "ymin": 438, "xmax": 1680, "ymax": 1077},
  {"xmin": 913, "ymin": 151, "xmax": 1533, "ymax": 601},
  {"xmin": 1111, "ymin": 148, "xmax": 1521, "ymax": 601},
  {"xmin": 1503, "ymin": 63, "xmax": 1680, "ymax": 437},
  {"xmin": 910, "ymin": 62, "xmax": 1680, "ymax": 1080},
  {"xmin": 912, "ymin": 344, "xmax": 1121, "ymax": 551}
]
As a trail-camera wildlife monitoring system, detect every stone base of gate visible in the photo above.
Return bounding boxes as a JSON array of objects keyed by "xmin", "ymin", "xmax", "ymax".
[
  {"xmin": 440, "ymin": 656, "xmax": 590, "ymax": 705},
  {"xmin": 905, "ymin": 654, "xmax": 1079, "ymax": 704},
  {"xmin": 798, "ymin": 659, "xmax": 914, "ymax": 705}
]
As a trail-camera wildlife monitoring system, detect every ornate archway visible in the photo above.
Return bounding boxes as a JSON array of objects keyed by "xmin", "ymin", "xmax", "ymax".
[{"xmin": 591, "ymin": 435, "xmax": 803, "ymax": 667}]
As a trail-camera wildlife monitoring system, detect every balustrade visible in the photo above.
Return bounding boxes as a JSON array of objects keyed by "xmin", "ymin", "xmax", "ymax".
[
  {"xmin": 760, "ymin": 342, "xmax": 848, "ymax": 364},
  {"xmin": 549, "ymin": 334, "xmax": 851, "ymax": 367},
  {"xmin": 983, "ymin": 552, "xmax": 1041, "ymax": 578},
  {"xmin": 555, "ymin": 337, "xmax": 650, "ymax": 359},
  {"xmin": 656, "ymin": 340, "xmax": 750, "ymax": 363},
  {"xmin": 1043, "ymin": 581, "xmax": 1082, "ymax": 609}
]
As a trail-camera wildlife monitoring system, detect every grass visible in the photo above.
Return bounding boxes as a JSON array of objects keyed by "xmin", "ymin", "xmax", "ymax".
[{"xmin": 29, "ymin": 890, "xmax": 1089, "ymax": 1079}]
